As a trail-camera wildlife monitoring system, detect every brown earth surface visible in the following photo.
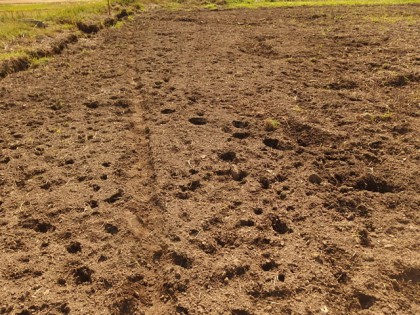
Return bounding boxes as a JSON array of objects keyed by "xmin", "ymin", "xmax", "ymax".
[{"xmin": 1, "ymin": 5, "xmax": 419, "ymax": 315}]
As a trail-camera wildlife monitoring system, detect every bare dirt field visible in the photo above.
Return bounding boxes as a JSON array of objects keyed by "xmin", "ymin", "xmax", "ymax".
[{"xmin": 0, "ymin": 4, "xmax": 419, "ymax": 315}]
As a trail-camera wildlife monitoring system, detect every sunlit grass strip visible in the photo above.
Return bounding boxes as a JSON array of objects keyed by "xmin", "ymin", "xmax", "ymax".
[
  {"xmin": 0, "ymin": 1, "xmax": 108, "ymax": 23},
  {"xmin": 0, "ymin": 50, "xmax": 28, "ymax": 61},
  {"xmin": 223, "ymin": 0, "xmax": 420, "ymax": 9},
  {"xmin": 0, "ymin": 1, "xmax": 108, "ymax": 45}
]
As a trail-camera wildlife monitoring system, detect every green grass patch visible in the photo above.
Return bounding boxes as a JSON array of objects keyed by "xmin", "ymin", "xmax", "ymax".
[
  {"xmin": 0, "ymin": 50, "xmax": 28, "ymax": 61},
  {"xmin": 202, "ymin": 3, "xmax": 219, "ymax": 9},
  {"xmin": 147, "ymin": 0, "xmax": 420, "ymax": 12},
  {"xmin": 220, "ymin": 0, "xmax": 420, "ymax": 10},
  {"xmin": 0, "ymin": 1, "xmax": 108, "ymax": 24},
  {"xmin": 264, "ymin": 118, "xmax": 281, "ymax": 131},
  {"xmin": 0, "ymin": 0, "xmax": 141, "ymax": 46},
  {"xmin": 0, "ymin": 1, "xmax": 107, "ymax": 46},
  {"xmin": 0, "ymin": 0, "xmax": 142, "ymax": 77},
  {"xmin": 30, "ymin": 56, "xmax": 51, "ymax": 67},
  {"xmin": 363, "ymin": 111, "xmax": 394, "ymax": 122}
]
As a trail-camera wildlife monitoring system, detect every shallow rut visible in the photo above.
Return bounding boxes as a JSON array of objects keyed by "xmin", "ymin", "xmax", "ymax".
[{"xmin": 0, "ymin": 19, "xmax": 166, "ymax": 315}]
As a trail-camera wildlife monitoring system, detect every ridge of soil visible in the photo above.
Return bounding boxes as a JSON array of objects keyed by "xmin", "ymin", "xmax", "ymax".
[{"xmin": 1, "ymin": 5, "xmax": 419, "ymax": 315}]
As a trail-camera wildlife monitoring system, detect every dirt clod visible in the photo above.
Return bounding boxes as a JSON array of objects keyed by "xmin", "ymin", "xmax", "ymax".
[
  {"xmin": 230, "ymin": 165, "xmax": 247, "ymax": 181},
  {"xmin": 76, "ymin": 21, "xmax": 101, "ymax": 34}
]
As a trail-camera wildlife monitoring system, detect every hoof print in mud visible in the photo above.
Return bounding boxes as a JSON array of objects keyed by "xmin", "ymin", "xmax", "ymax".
[
  {"xmin": 127, "ymin": 273, "xmax": 145, "ymax": 283},
  {"xmin": 259, "ymin": 177, "xmax": 271, "ymax": 189},
  {"xmin": 66, "ymin": 241, "xmax": 82, "ymax": 254},
  {"xmin": 263, "ymin": 138, "xmax": 292, "ymax": 150},
  {"xmin": 1, "ymin": 156, "xmax": 10, "ymax": 164},
  {"xmin": 73, "ymin": 266, "xmax": 94, "ymax": 284},
  {"xmin": 327, "ymin": 79, "xmax": 357, "ymax": 90},
  {"xmin": 236, "ymin": 219, "xmax": 255, "ymax": 227},
  {"xmin": 232, "ymin": 132, "xmax": 251, "ymax": 139},
  {"xmin": 104, "ymin": 223, "xmax": 119, "ymax": 235},
  {"xmin": 188, "ymin": 117, "xmax": 207, "ymax": 125},
  {"xmin": 355, "ymin": 292, "xmax": 377, "ymax": 309},
  {"xmin": 161, "ymin": 108, "xmax": 176, "ymax": 114},
  {"xmin": 385, "ymin": 73, "xmax": 418, "ymax": 87},
  {"xmin": 87, "ymin": 200, "xmax": 98, "ymax": 208},
  {"xmin": 112, "ymin": 298, "xmax": 138, "ymax": 315},
  {"xmin": 269, "ymin": 215, "xmax": 292, "ymax": 234},
  {"xmin": 84, "ymin": 101, "xmax": 99, "ymax": 109},
  {"xmin": 354, "ymin": 175, "xmax": 397, "ymax": 193},
  {"xmin": 59, "ymin": 303, "xmax": 71, "ymax": 314},
  {"xmin": 175, "ymin": 191, "xmax": 190, "ymax": 200},
  {"xmin": 175, "ymin": 305, "xmax": 189, "ymax": 314},
  {"xmin": 219, "ymin": 151, "xmax": 236, "ymax": 162},
  {"xmin": 389, "ymin": 265, "xmax": 420, "ymax": 300},
  {"xmin": 232, "ymin": 120, "xmax": 249, "ymax": 129},
  {"xmin": 180, "ymin": 180, "xmax": 201, "ymax": 192},
  {"xmin": 263, "ymin": 138, "xmax": 280, "ymax": 149},
  {"xmin": 261, "ymin": 260, "xmax": 278, "ymax": 271},
  {"xmin": 104, "ymin": 189, "xmax": 123, "ymax": 204},
  {"xmin": 223, "ymin": 264, "xmax": 249, "ymax": 280},
  {"xmin": 20, "ymin": 219, "xmax": 55, "ymax": 233},
  {"xmin": 171, "ymin": 252, "xmax": 193, "ymax": 269},
  {"xmin": 114, "ymin": 99, "xmax": 131, "ymax": 109},
  {"xmin": 358, "ymin": 229, "xmax": 371, "ymax": 247}
]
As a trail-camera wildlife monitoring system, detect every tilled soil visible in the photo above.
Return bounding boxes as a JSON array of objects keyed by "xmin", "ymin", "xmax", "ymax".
[{"xmin": 1, "ymin": 5, "xmax": 419, "ymax": 315}]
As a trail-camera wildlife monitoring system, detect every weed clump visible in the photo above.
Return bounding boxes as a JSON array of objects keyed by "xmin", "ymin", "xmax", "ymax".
[{"xmin": 264, "ymin": 118, "xmax": 280, "ymax": 131}]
